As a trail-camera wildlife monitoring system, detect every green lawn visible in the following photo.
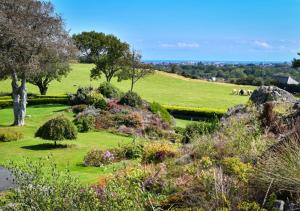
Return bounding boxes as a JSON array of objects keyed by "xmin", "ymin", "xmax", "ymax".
[
  {"xmin": 0, "ymin": 63, "xmax": 254, "ymax": 109},
  {"xmin": 0, "ymin": 105, "xmax": 134, "ymax": 184}
]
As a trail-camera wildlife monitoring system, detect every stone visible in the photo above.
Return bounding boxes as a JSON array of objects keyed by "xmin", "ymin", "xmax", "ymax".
[{"xmin": 250, "ymin": 86, "xmax": 295, "ymax": 105}]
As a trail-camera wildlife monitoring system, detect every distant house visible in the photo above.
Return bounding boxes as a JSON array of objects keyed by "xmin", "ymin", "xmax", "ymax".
[{"xmin": 274, "ymin": 76, "xmax": 299, "ymax": 85}]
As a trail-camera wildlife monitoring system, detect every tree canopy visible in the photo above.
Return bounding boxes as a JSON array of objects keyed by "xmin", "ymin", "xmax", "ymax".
[{"xmin": 0, "ymin": 0, "xmax": 72, "ymax": 125}]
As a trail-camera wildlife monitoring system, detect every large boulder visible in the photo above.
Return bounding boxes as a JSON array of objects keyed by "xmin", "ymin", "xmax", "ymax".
[{"xmin": 250, "ymin": 86, "xmax": 295, "ymax": 105}]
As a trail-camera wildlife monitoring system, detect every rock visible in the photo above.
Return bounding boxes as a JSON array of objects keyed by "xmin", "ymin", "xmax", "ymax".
[
  {"xmin": 0, "ymin": 167, "xmax": 14, "ymax": 192},
  {"xmin": 222, "ymin": 104, "xmax": 247, "ymax": 120},
  {"xmin": 250, "ymin": 86, "xmax": 295, "ymax": 105},
  {"xmin": 273, "ymin": 200, "xmax": 284, "ymax": 211}
]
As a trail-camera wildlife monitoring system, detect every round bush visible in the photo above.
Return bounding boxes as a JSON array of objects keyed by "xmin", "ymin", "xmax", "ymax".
[
  {"xmin": 119, "ymin": 91, "xmax": 143, "ymax": 108},
  {"xmin": 86, "ymin": 92, "xmax": 107, "ymax": 109},
  {"xmin": 98, "ymin": 82, "xmax": 121, "ymax": 98},
  {"xmin": 150, "ymin": 102, "xmax": 173, "ymax": 124},
  {"xmin": 35, "ymin": 116, "xmax": 77, "ymax": 145}
]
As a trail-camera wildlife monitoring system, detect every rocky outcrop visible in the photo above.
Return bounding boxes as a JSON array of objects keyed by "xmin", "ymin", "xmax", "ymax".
[{"xmin": 250, "ymin": 86, "xmax": 295, "ymax": 105}]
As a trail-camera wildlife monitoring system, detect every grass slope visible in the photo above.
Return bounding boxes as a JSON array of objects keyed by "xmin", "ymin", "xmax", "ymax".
[
  {"xmin": 0, "ymin": 63, "xmax": 254, "ymax": 109},
  {"xmin": 0, "ymin": 105, "xmax": 133, "ymax": 184}
]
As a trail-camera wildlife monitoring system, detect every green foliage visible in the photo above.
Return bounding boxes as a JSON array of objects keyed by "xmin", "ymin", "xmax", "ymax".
[
  {"xmin": 98, "ymin": 81, "xmax": 122, "ymax": 98},
  {"xmin": 119, "ymin": 91, "xmax": 143, "ymax": 107},
  {"xmin": 182, "ymin": 120, "xmax": 219, "ymax": 144},
  {"xmin": 74, "ymin": 115, "xmax": 95, "ymax": 132},
  {"xmin": 144, "ymin": 125, "xmax": 164, "ymax": 139},
  {"xmin": 0, "ymin": 95, "xmax": 69, "ymax": 108},
  {"xmin": 0, "ymin": 129, "xmax": 23, "ymax": 142},
  {"xmin": 116, "ymin": 142, "xmax": 144, "ymax": 160},
  {"xmin": 150, "ymin": 102, "xmax": 173, "ymax": 124},
  {"xmin": 221, "ymin": 157, "xmax": 252, "ymax": 182},
  {"xmin": 35, "ymin": 116, "xmax": 77, "ymax": 142},
  {"xmin": 142, "ymin": 142, "xmax": 178, "ymax": 164},
  {"xmin": 4, "ymin": 158, "xmax": 101, "ymax": 210},
  {"xmin": 237, "ymin": 201, "xmax": 266, "ymax": 211},
  {"xmin": 87, "ymin": 91, "xmax": 107, "ymax": 109},
  {"xmin": 84, "ymin": 149, "xmax": 115, "ymax": 166},
  {"xmin": 164, "ymin": 104, "xmax": 225, "ymax": 119}
]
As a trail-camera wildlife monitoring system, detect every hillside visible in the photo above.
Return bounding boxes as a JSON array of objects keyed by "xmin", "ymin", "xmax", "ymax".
[{"xmin": 0, "ymin": 63, "xmax": 254, "ymax": 109}]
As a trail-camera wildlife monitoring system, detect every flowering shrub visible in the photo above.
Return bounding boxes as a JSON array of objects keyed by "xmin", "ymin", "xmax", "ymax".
[
  {"xmin": 71, "ymin": 104, "xmax": 88, "ymax": 114},
  {"xmin": 119, "ymin": 91, "xmax": 143, "ymax": 108},
  {"xmin": 84, "ymin": 150, "xmax": 115, "ymax": 166},
  {"xmin": 142, "ymin": 142, "xmax": 178, "ymax": 164}
]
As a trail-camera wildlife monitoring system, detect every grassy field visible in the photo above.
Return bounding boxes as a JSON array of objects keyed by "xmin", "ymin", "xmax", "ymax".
[{"xmin": 0, "ymin": 63, "xmax": 254, "ymax": 109}]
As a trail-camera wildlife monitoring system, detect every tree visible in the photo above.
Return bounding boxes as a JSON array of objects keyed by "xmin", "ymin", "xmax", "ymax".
[
  {"xmin": 292, "ymin": 53, "xmax": 300, "ymax": 68},
  {"xmin": 0, "ymin": 0, "xmax": 70, "ymax": 126},
  {"xmin": 90, "ymin": 34, "xmax": 130, "ymax": 82},
  {"xmin": 73, "ymin": 31, "xmax": 130, "ymax": 82},
  {"xmin": 118, "ymin": 49, "xmax": 154, "ymax": 91},
  {"xmin": 72, "ymin": 31, "xmax": 106, "ymax": 63},
  {"xmin": 28, "ymin": 38, "xmax": 76, "ymax": 95}
]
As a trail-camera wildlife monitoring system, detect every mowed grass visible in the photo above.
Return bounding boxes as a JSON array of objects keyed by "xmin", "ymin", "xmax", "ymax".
[
  {"xmin": 0, "ymin": 63, "xmax": 254, "ymax": 109},
  {"xmin": 0, "ymin": 105, "xmax": 134, "ymax": 184}
]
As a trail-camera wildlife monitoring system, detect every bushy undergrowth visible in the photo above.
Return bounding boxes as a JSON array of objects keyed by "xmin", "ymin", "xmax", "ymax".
[
  {"xmin": 74, "ymin": 115, "xmax": 95, "ymax": 132},
  {"xmin": 35, "ymin": 116, "xmax": 77, "ymax": 145},
  {"xmin": 0, "ymin": 129, "xmax": 23, "ymax": 142},
  {"xmin": 182, "ymin": 120, "xmax": 219, "ymax": 144},
  {"xmin": 69, "ymin": 87, "xmax": 107, "ymax": 109},
  {"xmin": 142, "ymin": 142, "xmax": 178, "ymax": 164},
  {"xmin": 3, "ymin": 158, "xmax": 101, "ymax": 210},
  {"xmin": 119, "ymin": 91, "xmax": 143, "ymax": 107},
  {"xmin": 98, "ymin": 82, "xmax": 122, "ymax": 98},
  {"xmin": 150, "ymin": 102, "xmax": 173, "ymax": 124}
]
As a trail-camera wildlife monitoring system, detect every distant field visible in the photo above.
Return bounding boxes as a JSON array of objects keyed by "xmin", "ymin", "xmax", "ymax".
[{"xmin": 0, "ymin": 63, "xmax": 255, "ymax": 109}]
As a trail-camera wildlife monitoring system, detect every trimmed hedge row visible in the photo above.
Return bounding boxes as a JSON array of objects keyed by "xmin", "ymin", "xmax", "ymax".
[
  {"xmin": 162, "ymin": 105, "xmax": 226, "ymax": 119},
  {"xmin": 0, "ymin": 95, "xmax": 69, "ymax": 108}
]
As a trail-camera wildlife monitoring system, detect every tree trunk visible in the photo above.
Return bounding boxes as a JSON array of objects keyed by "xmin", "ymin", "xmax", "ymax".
[
  {"xmin": 130, "ymin": 77, "xmax": 134, "ymax": 92},
  {"xmin": 11, "ymin": 72, "xmax": 27, "ymax": 126},
  {"xmin": 38, "ymin": 85, "xmax": 48, "ymax": 95}
]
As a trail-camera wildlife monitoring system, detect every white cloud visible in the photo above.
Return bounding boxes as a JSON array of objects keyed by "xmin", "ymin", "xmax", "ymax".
[
  {"xmin": 254, "ymin": 40, "xmax": 272, "ymax": 49},
  {"xmin": 160, "ymin": 42, "xmax": 200, "ymax": 48}
]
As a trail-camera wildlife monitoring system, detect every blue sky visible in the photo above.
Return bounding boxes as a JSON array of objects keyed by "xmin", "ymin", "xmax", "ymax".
[{"xmin": 51, "ymin": 0, "xmax": 300, "ymax": 61}]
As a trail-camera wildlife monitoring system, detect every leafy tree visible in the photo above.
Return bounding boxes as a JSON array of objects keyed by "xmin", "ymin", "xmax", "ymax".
[
  {"xmin": 73, "ymin": 31, "xmax": 130, "ymax": 82},
  {"xmin": 91, "ymin": 35, "xmax": 129, "ymax": 82},
  {"xmin": 293, "ymin": 53, "xmax": 300, "ymax": 68},
  {"xmin": 28, "ymin": 39, "xmax": 76, "ymax": 95},
  {"xmin": 0, "ymin": 0, "xmax": 70, "ymax": 126},
  {"xmin": 118, "ymin": 50, "xmax": 154, "ymax": 91},
  {"xmin": 72, "ymin": 31, "xmax": 106, "ymax": 63}
]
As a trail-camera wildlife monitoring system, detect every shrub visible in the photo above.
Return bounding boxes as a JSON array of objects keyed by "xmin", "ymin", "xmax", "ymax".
[
  {"xmin": 86, "ymin": 91, "xmax": 107, "ymax": 109},
  {"xmin": 221, "ymin": 157, "xmax": 252, "ymax": 183},
  {"xmin": 117, "ymin": 142, "xmax": 144, "ymax": 160},
  {"xmin": 5, "ymin": 158, "xmax": 101, "ymax": 210},
  {"xmin": 163, "ymin": 105, "xmax": 225, "ymax": 119},
  {"xmin": 74, "ymin": 115, "xmax": 95, "ymax": 132},
  {"xmin": 150, "ymin": 102, "xmax": 173, "ymax": 124},
  {"xmin": 35, "ymin": 116, "xmax": 77, "ymax": 146},
  {"xmin": 0, "ymin": 129, "xmax": 23, "ymax": 142},
  {"xmin": 174, "ymin": 126, "xmax": 185, "ymax": 135},
  {"xmin": 142, "ymin": 142, "xmax": 178, "ymax": 164},
  {"xmin": 68, "ymin": 86, "xmax": 93, "ymax": 105},
  {"xmin": 182, "ymin": 120, "xmax": 219, "ymax": 144},
  {"xmin": 98, "ymin": 82, "xmax": 121, "ymax": 98},
  {"xmin": 84, "ymin": 150, "xmax": 115, "ymax": 166},
  {"xmin": 113, "ymin": 112, "xmax": 142, "ymax": 128},
  {"xmin": 71, "ymin": 104, "xmax": 88, "ymax": 114},
  {"xmin": 144, "ymin": 125, "xmax": 164, "ymax": 139},
  {"xmin": 119, "ymin": 91, "xmax": 143, "ymax": 108}
]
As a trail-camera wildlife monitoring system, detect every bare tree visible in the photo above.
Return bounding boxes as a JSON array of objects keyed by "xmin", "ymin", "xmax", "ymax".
[{"xmin": 0, "ymin": 0, "xmax": 72, "ymax": 125}]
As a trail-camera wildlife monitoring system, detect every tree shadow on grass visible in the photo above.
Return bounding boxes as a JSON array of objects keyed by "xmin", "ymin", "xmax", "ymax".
[{"xmin": 21, "ymin": 143, "xmax": 69, "ymax": 151}]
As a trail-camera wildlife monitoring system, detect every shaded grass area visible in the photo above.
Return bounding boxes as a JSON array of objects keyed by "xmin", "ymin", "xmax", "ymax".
[
  {"xmin": 0, "ymin": 105, "xmax": 133, "ymax": 184},
  {"xmin": 0, "ymin": 63, "xmax": 254, "ymax": 109}
]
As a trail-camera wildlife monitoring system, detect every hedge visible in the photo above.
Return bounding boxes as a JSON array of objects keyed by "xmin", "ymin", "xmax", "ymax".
[
  {"xmin": 0, "ymin": 95, "xmax": 69, "ymax": 108},
  {"xmin": 162, "ymin": 105, "xmax": 226, "ymax": 119}
]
